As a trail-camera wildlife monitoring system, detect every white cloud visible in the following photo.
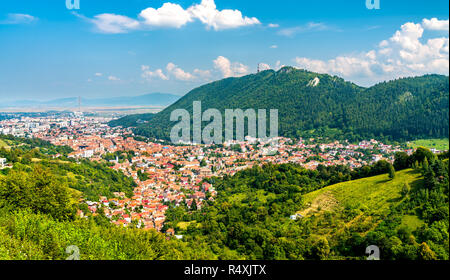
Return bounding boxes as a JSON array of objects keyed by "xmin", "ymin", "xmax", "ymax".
[
  {"xmin": 0, "ymin": 13, "xmax": 37, "ymax": 25},
  {"xmin": 270, "ymin": 45, "xmax": 278, "ymax": 49},
  {"xmin": 166, "ymin": 63, "xmax": 196, "ymax": 81},
  {"xmin": 141, "ymin": 65, "xmax": 169, "ymax": 81},
  {"xmin": 139, "ymin": 3, "xmax": 193, "ymax": 28},
  {"xmin": 95, "ymin": 73, "xmax": 103, "ymax": 77},
  {"xmin": 91, "ymin": 13, "xmax": 140, "ymax": 34},
  {"xmin": 258, "ymin": 63, "xmax": 271, "ymax": 71},
  {"xmin": 278, "ymin": 22, "xmax": 329, "ymax": 37},
  {"xmin": 268, "ymin": 23, "xmax": 279, "ymax": 28},
  {"xmin": 82, "ymin": 0, "xmax": 260, "ymax": 33},
  {"xmin": 193, "ymin": 69, "xmax": 212, "ymax": 79},
  {"xmin": 213, "ymin": 56, "xmax": 249, "ymax": 78},
  {"xmin": 141, "ymin": 64, "xmax": 211, "ymax": 82},
  {"xmin": 294, "ymin": 18, "xmax": 449, "ymax": 85},
  {"xmin": 188, "ymin": 0, "xmax": 260, "ymax": 30},
  {"xmin": 422, "ymin": 18, "xmax": 449, "ymax": 31},
  {"xmin": 108, "ymin": 75, "xmax": 120, "ymax": 81},
  {"xmin": 275, "ymin": 61, "xmax": 285, "ymax": 70}
]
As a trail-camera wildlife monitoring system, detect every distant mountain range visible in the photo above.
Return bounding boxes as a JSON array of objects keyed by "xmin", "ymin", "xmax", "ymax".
[
  {"xmin": 0, "ymin": 93, "xmax": 181, "ymax": 108},
  {"xmin": 111, "ymin": 67, "xmax": 449, "ymax": 142}
]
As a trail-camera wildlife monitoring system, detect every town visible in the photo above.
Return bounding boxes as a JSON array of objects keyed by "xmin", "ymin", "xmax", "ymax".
[{"xmin": 0, "ymin": 112, "xmax": 431, "ymax": 232}]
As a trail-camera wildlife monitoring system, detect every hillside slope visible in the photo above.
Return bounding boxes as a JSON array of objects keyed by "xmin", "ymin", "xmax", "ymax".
[
  {"xmin": 297, "ymin": 169, "xmax": 423, "ymax": 234},
  {"xmin": 112, "ymin": 67, "xmax": 449, "ymax": 142}
]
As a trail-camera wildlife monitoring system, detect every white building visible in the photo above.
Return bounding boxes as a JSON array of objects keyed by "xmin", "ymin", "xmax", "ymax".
[{"xmin": 0, "ymin": 158, "xmax": 6, "ymax": 168}]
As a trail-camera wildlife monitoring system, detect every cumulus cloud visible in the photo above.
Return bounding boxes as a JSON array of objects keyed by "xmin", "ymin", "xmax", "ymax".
[
  {"xmin": 81, "ymin": 0, "xmax": 259, "ymax": 33},
  {"xmin": 188, "ymin": 0, "xmax": 260, "ymax": 30},
  {"xmin": 258, "ymin": 63, "xmax": 271, "ymax": 71},
  {"xmin": 193, "ymin": 69, "xmax": 212, "ymax": 79},
  {"xmin": 294, "ymin": 18, "xmax": 449, "ymax": 85},
  {"xmin": 166, "ymin": 63, "xmax": 196, "ymax": 81},
  {"xmin": 275, "ymin": 61, "xmax": 285, "ymax": 70},
  {"xmin": 139, "ymin": 3, "xmax": 193, "ymax": 28},
  {"xmin": 213, "ymin": 56, "xmax": 249, "ymax": 78},
  {"xmin": 422, "ymin": 18, "xmax": 449, "ymax": 31},
  {"xmin": 141, "ymin": 65, "xmax": 169, "ymax": 81},
  {"xmin": 141, "ymin": 64, "xmax": 211, "ymax": 82},
  {"xmin": 0, "ymin": 13, "xmax": 37, "ymax": 25},
  {"xmin": 268, "ymin": 23, "xmax": 279, "ymax": 28}
]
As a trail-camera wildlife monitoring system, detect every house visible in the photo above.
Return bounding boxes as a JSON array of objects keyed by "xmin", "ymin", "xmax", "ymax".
[
  {"xmin": 199, "ymin": 167, "xmax": 212, "ymax": 176},
  {"xmin": 290, "ymin": 213, "xmax": 303, "ymax": 220},
  {"xmin": 0, "ymin": 158, "xmax": 6, "ymax": 168}
]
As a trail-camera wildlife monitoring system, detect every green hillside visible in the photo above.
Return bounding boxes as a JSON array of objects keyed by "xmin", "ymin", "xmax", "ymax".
[
  {"xmin": 164, "ymin": 149, "xmax": 449, "ymax": 260},
  {"xmin": 0, "ymin": 139, "xmax": 9, "ymax": 149},
  {"xmin": 297, "ymin": 169, "xmax": 423, "ymax": 235},
  {"xmin": 407, "ymin": 139, "xmax": 449, "ymax": 151},
  {"xmin": 111, "ymin": 68, "xmax": 449, "ymax": 142},
  {"xmin": 0, "ymin": 135, "xmax": 136, "ymax": 201}
]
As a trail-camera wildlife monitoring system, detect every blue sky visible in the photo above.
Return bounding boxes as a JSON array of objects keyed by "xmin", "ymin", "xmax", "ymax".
[{"xmin": 0, "ymin": 0, "xmax": 448, "ymax": 101}]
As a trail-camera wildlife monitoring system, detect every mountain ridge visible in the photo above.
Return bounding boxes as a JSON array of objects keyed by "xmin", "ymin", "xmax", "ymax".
[
  {"xmin": 111, "ymin": 67, "xmax": 449, "ymax": 142},
  {"xmin": 0, "ymin": 93, "xmax": 181, "ymax": 108}
]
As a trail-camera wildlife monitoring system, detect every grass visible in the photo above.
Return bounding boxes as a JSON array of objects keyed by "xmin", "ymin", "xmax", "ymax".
[
  {"xmin": 0, "ymin": 139, "xmax": 9, "ymax": 149},
  {"xmin": 229, "ymin": 189, "xmax": 276, "ymax": 204},
  {"xmin": 400, "ymin": 215, "xmax": 424, "ymax": 231},
  {"xmin": 407, "ymin": 138, "xmax": 449, "ymax": 151},
  {"xmin": 177, "ymin": 221, "xmax": 201, "ymax": 230},
  {"xmin": 297, "ymin": 169, "xmax": 424, "ymax": 237}
]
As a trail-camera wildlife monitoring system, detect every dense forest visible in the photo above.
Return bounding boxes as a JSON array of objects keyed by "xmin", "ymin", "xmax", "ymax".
[{"xmin": 110, "ymin": 68, "xmax": 449, "ymax": 143}]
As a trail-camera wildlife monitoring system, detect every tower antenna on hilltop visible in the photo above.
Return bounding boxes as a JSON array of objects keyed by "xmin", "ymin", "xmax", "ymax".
[{"xmin": 257, "ymin": 63, "xmax": 261, "ymax": 73}]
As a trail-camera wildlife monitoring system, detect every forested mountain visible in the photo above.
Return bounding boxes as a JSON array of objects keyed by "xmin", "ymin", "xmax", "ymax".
[{"xmin": 111, "ymin": 67, "xmax": 449, "ymax": 142}]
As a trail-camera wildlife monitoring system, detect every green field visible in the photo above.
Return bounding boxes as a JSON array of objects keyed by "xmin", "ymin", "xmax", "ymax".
[
  {"xmin": 407, "ymin": 138, "xmax": 449, "ymax": 151},
  {"xmin": 177, "ymin": 221, "xmax": 201, "ymax": 230},
  {"xmin": 297, "ymin": 169, "xmax": 424, "ymax": 236}
]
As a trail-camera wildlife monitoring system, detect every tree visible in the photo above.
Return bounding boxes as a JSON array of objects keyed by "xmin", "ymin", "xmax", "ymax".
[
  {"xmin": 0, "ymin": 165, "xmax": 75, "ymax": 220},
  {"xmin": 422, "ymin": 157, "xmax": 429, "ymax": 172},
  {"xmin": 418, "ymin": 242, "xmax": 437, "ymax": 260},
  {"xmin": 394, "ymin": 152, "xmax": 410, "ymax": 170},
  {"xmin": 388, "ymin": 164, "xmax": 396, "ymax": 180},
  {"xmin": 412, "ymin": 147, "xmax": 435, "ymax": 165},
  {"xmin": 401, "ymin": 182, "xmax": 410, "ymax": 197},
  {"xmin": 191, "ymin": 199, "xmax": 197, "ymax": 210}
]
